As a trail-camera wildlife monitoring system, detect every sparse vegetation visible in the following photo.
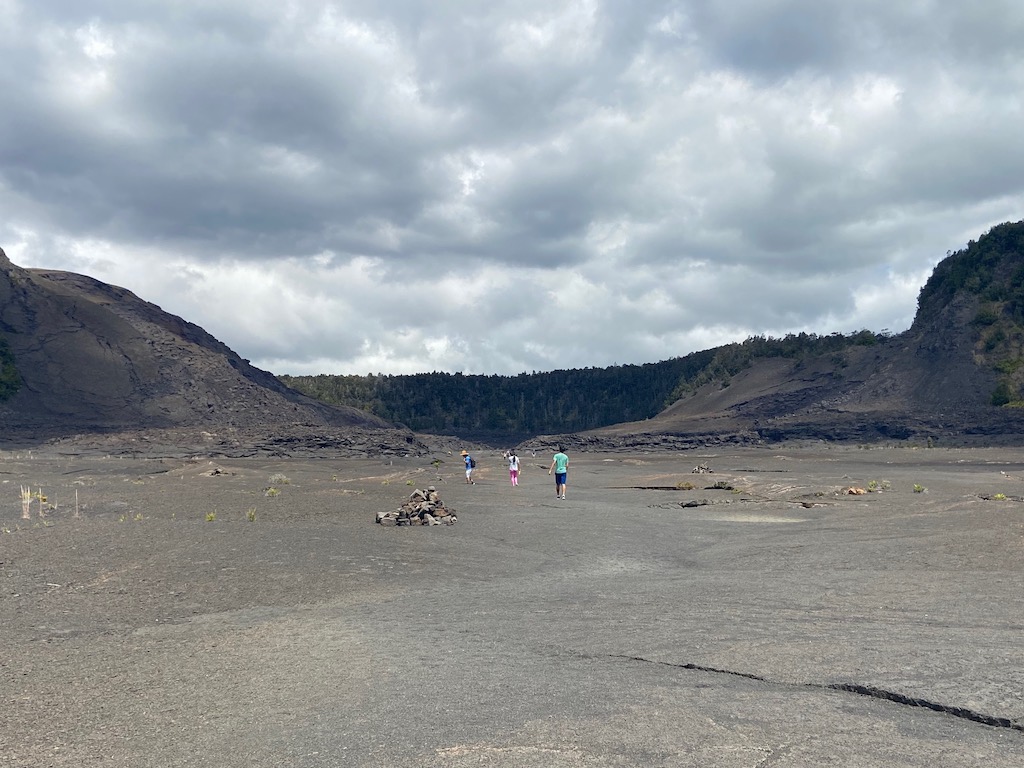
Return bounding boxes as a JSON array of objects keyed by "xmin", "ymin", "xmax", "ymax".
[
  {"xmin": 205, "ymin": 511, "xmax": 216, "ymax": 522},
  {"xmin": 20, "ymin": 485, "xmax": 31, "ymax": 520},
  {"xmin": 264, "ymin": 487, "xmax": 280, "ymax": 497},
  {"xmin": 268, "ymin": 473, "xmax": 291, "ymax": 485},
  {"xmin": 675, "ymin": 481, "xmax": 696, "ymax": 490},
  {"xmin": 913, "ymin": 484, "xmax": 926, "ymax": 493},
  {"xmin": 19, "ymin": 486, "xmax": 49, "ymax": 518},
  {"xmin": 0, "ymin": 335, "xmax": 20, "ymax": 402},
  {"xmin": 918, "ymin": 221, "xmax": 1024, "ymax": 410},
  {"xmin": 246, "ymin": 507, "xmax": 257, "ymax": 522},
  {"xmin": 994, "ymin": 357, "xmax": 1023, "ymax": 375},
  {"xmin": 991, "ymin": 378, "xmax": 1019, "ymax": 406}
]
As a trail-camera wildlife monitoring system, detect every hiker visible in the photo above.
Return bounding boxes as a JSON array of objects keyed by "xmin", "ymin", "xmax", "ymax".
[
  {"xmin": 548, "ymin": 446, "xmax": 568, "ymax": 499},
  {"xmin": 508, "ymin": 450, "xmax": 520, "ymax": 486},
  {"xmin": 462, "ymin": 450, "xmax": 476, "ymax": 484}
]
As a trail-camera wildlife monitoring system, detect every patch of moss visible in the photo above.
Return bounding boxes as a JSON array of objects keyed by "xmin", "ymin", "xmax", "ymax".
[
  {"xmin": 0, "ymin": 335, "xmax": 20, "ymax": 402},
  {"xmin": 991, "ymin": 378, "xmax": 1018, "ymax": 406}
]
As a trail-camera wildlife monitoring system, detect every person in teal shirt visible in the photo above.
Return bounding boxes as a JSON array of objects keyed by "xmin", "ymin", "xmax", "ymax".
[{"xmin": 548, "ymin": 447, "xmax": 569, "ymax": 499}]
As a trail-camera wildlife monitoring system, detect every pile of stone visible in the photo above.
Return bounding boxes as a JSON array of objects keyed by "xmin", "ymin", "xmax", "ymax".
[{"xmin": 376, "ymin": 486, "xmax": 457, "ymax": 526}]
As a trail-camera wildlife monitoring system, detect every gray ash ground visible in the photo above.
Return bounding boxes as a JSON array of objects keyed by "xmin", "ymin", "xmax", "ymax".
[{"xmin": 2, "ymin": 443, "xmax": 1023, "ymax": 767}]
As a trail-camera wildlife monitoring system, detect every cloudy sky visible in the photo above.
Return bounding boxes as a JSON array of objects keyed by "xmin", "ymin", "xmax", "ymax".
[{"xmin": 2, "ymin": 1, "xmax": 1023, "ymax": 376}]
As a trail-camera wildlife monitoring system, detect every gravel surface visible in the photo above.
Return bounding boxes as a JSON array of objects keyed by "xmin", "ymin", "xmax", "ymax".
[{"xmin": 2, "ymin": 444, "xmax": 1023, "ymax": 767}]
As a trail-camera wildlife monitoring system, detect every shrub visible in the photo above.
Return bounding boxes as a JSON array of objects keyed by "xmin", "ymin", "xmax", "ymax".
[
  {"xmin": 0, "ymin": 336, "xmax": 20, "ymax": 402},
  {"xmin": 972, "ymin": 305, "xmax": 1000, "ymax": 326},
  {"xmin": 992, "ymin": 379, "xmax": 1017, "ymax": 406}
]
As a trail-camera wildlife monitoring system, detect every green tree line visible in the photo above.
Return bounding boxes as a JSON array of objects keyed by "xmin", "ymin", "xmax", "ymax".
[{"xmin": 281, "ymin": 330, "xmax": 887, "ymax": 437}]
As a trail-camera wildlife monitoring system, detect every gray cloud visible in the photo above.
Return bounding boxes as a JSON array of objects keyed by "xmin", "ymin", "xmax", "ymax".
[{"xmin": 2, "ymin": 1, "xmax": 1023, "ymax": 375}]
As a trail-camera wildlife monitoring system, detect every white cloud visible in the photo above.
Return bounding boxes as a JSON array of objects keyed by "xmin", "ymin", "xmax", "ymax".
[{"xmin": 3, "ymin": 1, "xmax": 1024, "ymax": 376}]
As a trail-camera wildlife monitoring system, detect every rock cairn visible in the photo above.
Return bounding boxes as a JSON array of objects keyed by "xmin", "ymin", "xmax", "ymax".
[{"xmin": 376, "ymin": 486, "xmax": 457, "ymax": 526}]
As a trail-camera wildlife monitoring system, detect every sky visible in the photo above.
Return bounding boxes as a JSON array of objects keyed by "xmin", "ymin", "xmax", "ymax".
[{"xmin": 2, "ymin": 1, "xmax": 1023, "ymax": 377}]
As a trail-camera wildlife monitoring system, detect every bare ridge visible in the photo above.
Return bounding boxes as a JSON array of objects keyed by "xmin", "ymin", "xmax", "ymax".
[{"xmin": 0, "ymin": 248, "xmax": 391, "ymax": 439}]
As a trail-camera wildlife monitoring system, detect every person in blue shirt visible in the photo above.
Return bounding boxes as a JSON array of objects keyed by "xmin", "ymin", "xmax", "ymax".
[{"xmin": 462, "ymin": 450, "xmax": 475, "ymax": 484}]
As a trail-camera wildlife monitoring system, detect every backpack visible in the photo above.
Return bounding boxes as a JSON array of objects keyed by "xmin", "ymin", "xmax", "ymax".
[{"xmin": 469, "ymin": 457, "xmax": 476, "ymax": 468}]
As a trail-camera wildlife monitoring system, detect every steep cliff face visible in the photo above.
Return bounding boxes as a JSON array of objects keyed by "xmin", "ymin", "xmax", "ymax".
[
  {"xmin": 0, "ymin": 249, "xmax": 389, "ymax": 435},
  {"xmin": 593, "ymin": 221, "xmax": 1024, "ymax": 445}
]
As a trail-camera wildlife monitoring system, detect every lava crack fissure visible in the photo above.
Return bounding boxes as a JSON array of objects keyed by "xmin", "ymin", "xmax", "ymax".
[{"xmin": 613, "ymin": 655, "xmax": 1024, "ymax": 733}]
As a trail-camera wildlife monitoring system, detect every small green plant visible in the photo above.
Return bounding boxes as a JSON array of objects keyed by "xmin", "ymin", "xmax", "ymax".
[
  {"xmin": 134, "ymin": 513, "xmax": 144, "ymax": 522},
  {"xmin": 118, "ymin": 515, "xmax": 127, "ymax": 523},
  {"xmin": 675, "ymin": 481, "xmax": 696, "ymax": 490},
  {"xmin": 406, "ymin": 480, "xmax": 414, "ymax": 486},
  {"xmin": 268, "ymin": 473, "xmax": 291, "ymax": 485},
  {"xmin": 710, "ymin": 481, "xmax": 734, "ymax": 490},
  {"xmin": 205, "ymin": 511, "xmax": 216, "ymax": 522},
  {"xmin": 913, "ymin": 484, "xmax": 926, "ymax": 493},
  {"xmin": 246, "ymin": 507, "xmax": 257, "ymax": 522},
  {"xmin": 264, "ymin": 487, "xmax": 280, "ymax": 497},
  {"xmin": 992, "ymin": 493, "xmax": 1007, "ymax": 501},
  {"xmin": 867, "ymin": 480, "xmax": 878, "ymax": 492}
]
